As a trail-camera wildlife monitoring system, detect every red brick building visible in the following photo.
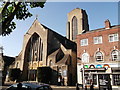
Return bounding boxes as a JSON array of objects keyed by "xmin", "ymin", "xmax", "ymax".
[{"xmin": 77, "ymin": 20, "xmax": 120, "ymax": 88}]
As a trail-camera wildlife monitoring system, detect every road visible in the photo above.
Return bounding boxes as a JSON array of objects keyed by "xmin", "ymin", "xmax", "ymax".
[
  {"xmin": 1, "ymin": 83, "xmax": 77, "ymax": 90},
  {"xmin": 1, "ymin": 86, "xmax": 76, "ymax": 90},
  {"xmin": 0, "ymin": 83, "xmax": 108, "ymax": 90},
  {"xmin": 0, "ymin": 85, "xmax": 99, "ymax": 90},
  {"xmin": 2, "ymin": 83, "xmax": 119, "ymax": 90}
]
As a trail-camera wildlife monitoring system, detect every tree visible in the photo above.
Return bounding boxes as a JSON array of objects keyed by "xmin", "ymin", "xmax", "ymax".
[{"xmin": 0, "ymin": 1, "xmax": 46, "ymax": 36}]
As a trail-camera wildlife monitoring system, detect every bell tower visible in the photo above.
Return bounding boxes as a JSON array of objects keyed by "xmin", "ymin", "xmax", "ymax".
[{"xmin": 67, "ymin": 8, "xmax": 89, "ymax": 41}]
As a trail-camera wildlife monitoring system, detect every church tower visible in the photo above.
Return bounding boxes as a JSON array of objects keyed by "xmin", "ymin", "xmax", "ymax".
[{"xmin": 67, "ymin": 8, "xmax": 89, "ymax": 41}]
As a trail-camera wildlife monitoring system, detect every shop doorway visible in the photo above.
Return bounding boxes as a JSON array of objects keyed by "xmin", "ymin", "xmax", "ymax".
[{"xmin": 98, "ymin": 74, "xmax": 112, "ymax": 90}]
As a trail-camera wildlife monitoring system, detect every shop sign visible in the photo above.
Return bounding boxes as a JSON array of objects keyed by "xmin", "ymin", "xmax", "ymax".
[{"xmin": 84, "ymin": 64, "xmax": 110, "ymax": 69}]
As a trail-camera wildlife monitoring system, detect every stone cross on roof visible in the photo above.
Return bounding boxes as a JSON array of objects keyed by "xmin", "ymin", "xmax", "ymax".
[{"xmin": 36, "ymin": 14, "xmax": 38, "ymax": 20}]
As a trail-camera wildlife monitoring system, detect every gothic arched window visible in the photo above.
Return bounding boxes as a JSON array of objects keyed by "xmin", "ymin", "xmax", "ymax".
[
  {"xmin": 72, "ymin": 16, "xmax": 78, "ymax": 40},
  {"xmin": 28, "ymin": 33, "xmax": 43, "ymax": 62}
]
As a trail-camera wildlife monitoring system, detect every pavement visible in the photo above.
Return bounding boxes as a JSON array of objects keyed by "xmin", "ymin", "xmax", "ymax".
[{"xmin": 51, "ymin": 85, "xmax": 76, "ymax": 90}]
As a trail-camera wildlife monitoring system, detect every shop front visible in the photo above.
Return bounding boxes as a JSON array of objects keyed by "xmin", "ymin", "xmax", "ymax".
[{"xmin": 78, "ymin": 63, "xmax": 120, "ymax": 89}]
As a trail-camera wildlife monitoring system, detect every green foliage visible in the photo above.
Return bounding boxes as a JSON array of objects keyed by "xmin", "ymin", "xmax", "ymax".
[{"xmin": 0, "ymin": 1, "xmax": 46, "ymax": 36}]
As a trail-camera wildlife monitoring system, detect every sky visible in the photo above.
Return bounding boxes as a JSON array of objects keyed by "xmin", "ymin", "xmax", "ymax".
[{"xmin": 1, "ymin": 2, "xmax": 119, "ymax": 57}]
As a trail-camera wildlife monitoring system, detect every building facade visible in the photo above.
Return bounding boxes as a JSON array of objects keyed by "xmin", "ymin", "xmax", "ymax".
[
  {"xmin": 0, "ymin": 46, "xmax": 15, "ymax": 84},
  {"xmin": 10, "ymin": 19, "xmax": 77, "ymax": 86},
  {"xmin": 77, "ymin": 20, "xmax": 120, "ymax": 88}
]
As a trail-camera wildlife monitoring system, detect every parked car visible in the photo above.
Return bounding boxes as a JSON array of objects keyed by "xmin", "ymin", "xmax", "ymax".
[{"xmin": 6, "ymin": 82, "xmax": 52, "ymax": 90}]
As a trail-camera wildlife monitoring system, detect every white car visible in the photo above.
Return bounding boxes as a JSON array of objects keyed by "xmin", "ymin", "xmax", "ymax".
[{"xmin": 6, "ymin": 82, "xmax": 53, "ymax": 90}]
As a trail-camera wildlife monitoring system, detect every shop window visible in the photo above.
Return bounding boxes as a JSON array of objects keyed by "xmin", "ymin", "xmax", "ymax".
[
  {"xmin": 93, "ymin": 74, "xmax": 97, "ymax": 85},
  {"xmin": 95, "ymin": 52, "xmax": 103, "ymax": 61},
  {"xmin": 85, "ymin": 73, "xmax": 94, "ymax": 85},
  {"xmin": 99, "ymin": 74, "xmax": 110, "ymax": 86},
  {"xmin": 111, "ymin": 50, "xmax": 119, "ymax": 61},
  {"xmin": 81, "ymin": 53, "xmax": 89, "ymax": 63},
  {"xmin": 113, "ymin": 74, "xmax": 120, "ymax": 85},
  {"xmin": 85, "ymin": 74, "xmax": 90, "ymax": 85}
]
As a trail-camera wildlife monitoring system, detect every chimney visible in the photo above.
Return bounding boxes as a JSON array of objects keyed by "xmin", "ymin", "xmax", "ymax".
[{"xmin": 105, "ymin": 19, "xmax": 111, "ymax": 29}]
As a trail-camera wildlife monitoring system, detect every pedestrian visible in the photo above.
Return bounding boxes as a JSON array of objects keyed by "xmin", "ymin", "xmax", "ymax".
[
  {"xmin": 85, "ymin": 78, "xmax": 87, "ymax": 90},
  {"xmin": 107, "ymin": 78, "xmax": 112, "ymax": 90},
  {"xmin": 61, "ymin": 78, "xmax": 64, "ymax": 86},
  {"xmin": 90, "ymin": 81, "xmax": 94, "ymax": 90}
]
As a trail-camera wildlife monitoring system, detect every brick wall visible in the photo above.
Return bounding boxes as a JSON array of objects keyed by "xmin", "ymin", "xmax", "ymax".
[{"xmin": 77, "ymin": 25, "xmax": 120, "ymax": 63}]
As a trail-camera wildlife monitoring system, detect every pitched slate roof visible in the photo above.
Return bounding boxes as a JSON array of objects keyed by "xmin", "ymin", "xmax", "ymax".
[
  {"xmin": 41, "ymin": 24, "xmax": 77, "ymax": 51},
  {"xmin": 56, "ymin": 54, "xmax": 70, "ymax": 65},
  {"xmin": 81, "ymin": 25, "xmax": 120, "ymax": 35}
]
